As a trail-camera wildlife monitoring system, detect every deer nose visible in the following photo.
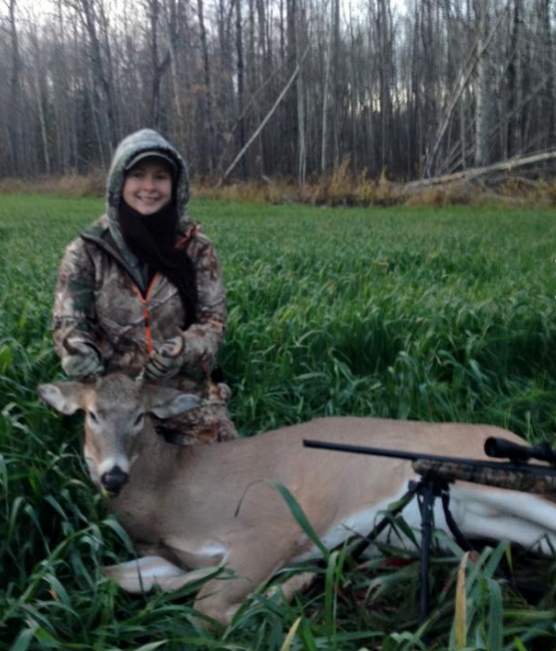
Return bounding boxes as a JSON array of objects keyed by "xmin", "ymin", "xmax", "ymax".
[{"xmin": 100, "ymin": 466, "xmax": 129, "ymax": 495}]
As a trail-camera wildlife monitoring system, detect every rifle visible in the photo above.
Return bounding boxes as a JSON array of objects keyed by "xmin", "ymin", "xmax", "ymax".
[
  {"xmin": 303, "ymin": 436, "xmax": 556, "ymax": 624},
  {"xmin": 303, "ymin": 437, "xmax": 556, "ymax": 494}
]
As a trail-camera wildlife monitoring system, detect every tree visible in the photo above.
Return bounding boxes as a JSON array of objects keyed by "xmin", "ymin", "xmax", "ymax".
[
  {"xmin": 5, "ymin": 0, "xmax": 23, "ymax": 174},
  {"xmin": 197, "ymin": 0, "xmax": 216, "ymax": 174},
  {"xmin": 474, "ymin": 0, "xmax": 494, "ymax": 166}
]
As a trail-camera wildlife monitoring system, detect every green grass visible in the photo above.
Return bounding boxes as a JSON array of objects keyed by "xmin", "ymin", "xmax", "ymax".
[{"xmin": 2, "ymin": 194, "xmax": 556, "ymax": 649}]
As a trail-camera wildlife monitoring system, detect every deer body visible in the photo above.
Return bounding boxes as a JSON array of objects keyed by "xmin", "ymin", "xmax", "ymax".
[{"xmin": 39, "ymin": 374, "xmax": 556, "ymax": 625}]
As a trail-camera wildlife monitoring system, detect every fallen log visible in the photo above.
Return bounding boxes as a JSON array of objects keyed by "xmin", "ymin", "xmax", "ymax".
[{"xmin": 405, "ymin": 150, "xmax": 556, "ymax": 193}]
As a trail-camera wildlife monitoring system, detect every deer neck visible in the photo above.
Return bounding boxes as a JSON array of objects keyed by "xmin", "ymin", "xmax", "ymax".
[{"xmin": 126, "ymin": 419, "xmax": 192, "ymax": 487}]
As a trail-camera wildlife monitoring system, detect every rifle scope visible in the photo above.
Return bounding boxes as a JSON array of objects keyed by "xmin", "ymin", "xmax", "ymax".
[{"xmin": 484, "ymin": 437, "xmax": 556, "ymax": 466}]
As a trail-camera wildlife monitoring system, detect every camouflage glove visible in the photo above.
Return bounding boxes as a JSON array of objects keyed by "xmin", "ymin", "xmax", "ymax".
[
  {"xmin": 62, "ymin": 341, "xmax": 104, "ymax": 379},
  {"xmin": 145, "ymin": 335, "xmax": 185, "ymax": 381}
]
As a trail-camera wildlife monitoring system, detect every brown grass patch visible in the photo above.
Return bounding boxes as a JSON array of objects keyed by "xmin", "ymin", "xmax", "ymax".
[
  {"xmin": 404, "ymin": 182, "xmax": 473, "ymax": 207},
  {"xmin": 0, "ymin": 170, "xmax": 106, "ymax": 197},
  {"xmin": 2, "ymin": 170, "xmax": 556, "ymax": 208}
]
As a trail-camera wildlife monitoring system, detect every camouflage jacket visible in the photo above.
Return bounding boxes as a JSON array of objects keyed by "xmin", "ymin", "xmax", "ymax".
[{"xmin": 53, "ymin": 129, "xmax": 227, "ymax": 398}]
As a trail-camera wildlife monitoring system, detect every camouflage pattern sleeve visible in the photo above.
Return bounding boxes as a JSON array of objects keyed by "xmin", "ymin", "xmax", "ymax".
[
  {"xmin": 52, "ymin": 237, "xmax": 102, "ymax": 367},
  {"xmin": 179, "ymin": 226, "xmax": 227, "ymax": 377}
]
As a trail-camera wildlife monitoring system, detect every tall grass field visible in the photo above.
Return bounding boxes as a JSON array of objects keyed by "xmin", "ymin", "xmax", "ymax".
[{"xmin": 2, "ymin": 194, "xmax": 556, "ymax": 650}]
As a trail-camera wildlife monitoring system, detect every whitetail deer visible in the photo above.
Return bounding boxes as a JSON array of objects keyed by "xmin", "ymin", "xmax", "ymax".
[{"xmin": 39, "ymin": 373, "xmax": 556, "ymax": 626}]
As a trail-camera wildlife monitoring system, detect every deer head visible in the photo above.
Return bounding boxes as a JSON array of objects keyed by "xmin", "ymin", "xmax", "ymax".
[{"xmin": 38, "ymin": 373, "xmax": 200, "ymax": 495}]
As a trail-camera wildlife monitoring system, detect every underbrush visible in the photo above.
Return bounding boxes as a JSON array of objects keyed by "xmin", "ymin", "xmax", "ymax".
[
  {"xmin": 0, "ymin": 171, "xmax": 106, "ymax": 198},
  {"xmin": 3, "ymin": 167, "xmax": 556, "ymax": 208},
  {"xmin": 1, "ymin": 196, "xmax": 556, "ymax": 649}
]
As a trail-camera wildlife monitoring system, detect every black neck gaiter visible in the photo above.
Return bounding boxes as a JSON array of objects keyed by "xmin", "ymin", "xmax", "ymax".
[{"xmin": 118, "ymin": 199, "xmax": 198, "ymax": 329}]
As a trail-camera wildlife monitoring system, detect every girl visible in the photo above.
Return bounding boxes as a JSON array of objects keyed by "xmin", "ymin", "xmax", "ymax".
[{"xmin": 53, "ymin": 129, "xmax": 237, "ymax": 445}]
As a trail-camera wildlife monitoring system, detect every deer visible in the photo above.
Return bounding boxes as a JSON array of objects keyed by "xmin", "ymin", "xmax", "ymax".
[{"xmin": 38, "ymin": 372, "xmax": 556, "ymax": 626}]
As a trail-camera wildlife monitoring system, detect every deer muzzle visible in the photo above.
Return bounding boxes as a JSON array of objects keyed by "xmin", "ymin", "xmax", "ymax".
[{"xmin": 100, "ymin": 466, "xmax": 129, "ymax": 495}]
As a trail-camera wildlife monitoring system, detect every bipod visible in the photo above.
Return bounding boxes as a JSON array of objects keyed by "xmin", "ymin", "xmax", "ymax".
[{"xmin": 348, "ymin": 470, "xmax": 467, "ymax": 626}]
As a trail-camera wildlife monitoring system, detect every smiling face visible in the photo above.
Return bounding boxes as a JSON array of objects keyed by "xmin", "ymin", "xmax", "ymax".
[{"xmin": 122, "ymin": 158, "xmax": 173, "ymax": 216}]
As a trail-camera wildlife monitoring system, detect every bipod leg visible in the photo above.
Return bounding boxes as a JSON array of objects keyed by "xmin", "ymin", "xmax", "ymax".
[
  {"xmin": 347, "ymin": 480, "xmax": 422, "ymax": 562},
  {"xmin": 414, "ymin": 472, "xmax": 451, "ymax": 627},
  {"xmin": 416, "ymin": 477, "xmax": 436, "ymax": 625},
  {"xmin": 348, "ymin": 472, "xmax": 446, "ymax": 630}
]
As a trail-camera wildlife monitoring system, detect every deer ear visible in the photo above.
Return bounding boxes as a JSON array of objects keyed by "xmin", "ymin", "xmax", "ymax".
[
  {"xmin": 38, "ymin": 382, "xmax": 85, "ymax": 415},
  {"xmin": 145, "ymin": 385, "xmax": 201, "ymax": 418}
]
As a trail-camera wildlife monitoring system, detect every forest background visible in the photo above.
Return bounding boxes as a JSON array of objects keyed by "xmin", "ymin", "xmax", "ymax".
[{"xmin": 2, "ymin": 0, "xmax": 556, "ymax": 192}]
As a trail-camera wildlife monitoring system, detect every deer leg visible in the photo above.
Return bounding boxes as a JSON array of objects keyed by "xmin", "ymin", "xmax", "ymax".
[
  {"xmin": 268, "ymin": 571, "xmax": 317, "ymax": 602},
  {"xmin": 192, "ymin": 534, "xmax": 300, "ymax": 627},
  {"xmin": 104, "ymin": 555, "xmax": 217, "ymax": 593},
  {"xmin": 452, "ymin": 487, "xmax": 556, "ymax": 553}
]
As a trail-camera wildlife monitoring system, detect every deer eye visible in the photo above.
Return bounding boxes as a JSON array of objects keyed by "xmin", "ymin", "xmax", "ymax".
[
  {"xmin": 133, "ymin": 413, "xmax": 144, "ymax": 427},
  {"xmin": 88, "ymin": 411, "xmax": 99, "ymax": 424}
]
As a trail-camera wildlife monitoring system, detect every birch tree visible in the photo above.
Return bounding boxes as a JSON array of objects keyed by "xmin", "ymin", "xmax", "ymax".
[{"xmin": 474, "ymin": 0, "xmax": 494, "ymax": 166}]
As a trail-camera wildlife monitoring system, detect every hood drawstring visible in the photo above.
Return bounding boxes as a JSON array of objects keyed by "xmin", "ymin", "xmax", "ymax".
[{"xmin": 119, "ymin": 199, "xmax": 198, "ymax": 329}]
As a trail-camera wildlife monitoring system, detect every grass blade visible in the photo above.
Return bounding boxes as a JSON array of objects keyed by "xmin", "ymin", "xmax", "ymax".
[
  {"xmin": 271, "ymin": 481, "xmax": 329, "ymax": 559},
  {"xmin": 454, "ymin": 551, "xmax": 469, "ymax": 649},
  {"xmin": 279, "ymin": 617, "xmax": 302, "ymax": 651}
]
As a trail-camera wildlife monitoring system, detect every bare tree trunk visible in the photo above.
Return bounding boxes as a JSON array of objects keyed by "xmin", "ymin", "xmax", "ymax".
[
  {"xmin": 347, "ymin": 10, "xmax": 360, "ymax": 173},
  {"xmin": 6, "ymin": 0, "xmax": 23, "ymax": 174},
  {"xmin": 197, "ymin": 0, "xmax": 216, "ymax": 173},
  {"xmin": 320, "ymin": 0, "xmax": 332, "ymax": 173},
  {"xmin": 507, "ymin": 0, "xmax": 523, "ymax": 156},
  {"xmin": 409, "ymin": 0, "xmax": 422, "ymax": 176},
  {"xmin": 296, "ymin": 1, "xmax": 306, "ymax": 185},
  {"xmin": 53, "ymin": 0, "xmax": 75, "ymax": 172},
  {"xmin": 279, "ymin": 0, "xmax": 285, "ymax": 65},
  {"xmin": 165, "ymin": 0, "xmax": 186, "ymax": 148},
  {"xmin": 236, "ymin": 0, "xmax": 247, "ymax": 178},
  {"xmin": 376, "ymin": 0, "xmax": 393, "ymax": 173},
  {"xmin": 146, "ymin": 0, "xmax": 164, "ymax": 129},
  {"xmin": 286, "ymin": 0, "xmax": 298, "ymax": 172},
  {"xmin": 28, "ymin": 22, "xmax": 51, "ymax": 175},
  {"xmin": 460, "ymin": 97, "xmax": 468, "ymax": 170},
  {"xmin": 97, "ymin": 0, "xmax": 119, "ymax": 141},
  {"xmin": 168, "ymin": 42, "xmax": 185, "ymax": 144},
  {"xmin": 214, "ymin": 0, "xmax": 235, "ymax": 169},
  {"xmin": 331, "ymin": 0, "xmax": 340, "ymax": 169},
  {"xmin": 86, "ymin": 66, "xmax": 108, "ymax": 167},
  {"xmin": 142, "ymin": 0, "xmax": 172, "ymax": 129},
  {"xmin": 69, "ymin": 9, "xmax": 81, "ymax": 169},
  {"xmin": 72, "ymin": 0, "xmax": 118, "ymax": 151},
  {"xmin": 256, "ymin": 0, "xmax": 270, "ymax": 173},
  {"xmin": 539, "ymin": 0, "xmax": 554, "ymax": 147},
  {"xmin": 246, "ymin": 0, "xmax": 257, "ymax": 174},
  {"xmin": 474, "ymin": 0, "xmax": 494, "ymax": 166}
]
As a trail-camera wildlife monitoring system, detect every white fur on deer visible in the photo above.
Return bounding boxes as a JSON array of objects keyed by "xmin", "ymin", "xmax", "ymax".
[{"xmin": 38, "ymin": 373, "xmax": 556, "ymax": 626}]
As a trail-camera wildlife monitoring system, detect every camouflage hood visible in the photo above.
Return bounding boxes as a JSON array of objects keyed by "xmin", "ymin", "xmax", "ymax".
[{"xmin": 105, "ymin": 129, "xmax": 191, "ymax": 265}]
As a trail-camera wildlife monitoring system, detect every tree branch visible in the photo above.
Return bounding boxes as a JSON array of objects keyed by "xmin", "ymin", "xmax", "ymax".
[{"xmin": 217, "ymin": 44, "xmax": 310, "ymax": 186}]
